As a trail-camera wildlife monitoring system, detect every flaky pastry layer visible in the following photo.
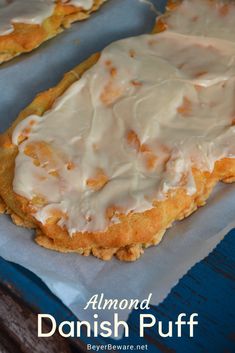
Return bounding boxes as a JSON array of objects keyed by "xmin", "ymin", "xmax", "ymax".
[
  {"xmin": 0, "ymin": 0, "xmax": 106, "ymax": 64},
  {"xmin": 0, "ymin": 2, "xmax": 235, "ymax": 261}
]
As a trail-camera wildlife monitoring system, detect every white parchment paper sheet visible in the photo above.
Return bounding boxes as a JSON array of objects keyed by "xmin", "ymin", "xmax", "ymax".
[{"xmin": 0, "ymin": 0, "xmax": 234, "ymax": 337}]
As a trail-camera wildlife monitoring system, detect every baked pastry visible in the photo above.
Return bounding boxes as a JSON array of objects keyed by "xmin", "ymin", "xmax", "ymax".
[
  {"xmin": 0, "ymin": 0, "xmax": 106, "ymax": 64},
  {"xmin": 0, "ymin": 0, "xmax": 235, "ymax": 261}
]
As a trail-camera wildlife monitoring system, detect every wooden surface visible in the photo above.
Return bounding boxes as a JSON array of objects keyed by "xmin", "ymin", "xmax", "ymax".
[
  {"xmin": 0, "ymin": 1, "xmax": 234, "ymax": 352},
  {"xmin": 0, "ymin": 284, "xmax": 73, "ymax": 353},
  {"xmin": 0, "ymin": 229, "xmax": 234, "ymax": 353}
]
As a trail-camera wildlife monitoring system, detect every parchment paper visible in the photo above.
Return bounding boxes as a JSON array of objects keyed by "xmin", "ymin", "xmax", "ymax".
[{"xmin": 0, "ymin": 0, "xmax": 235, "ymax": 338}]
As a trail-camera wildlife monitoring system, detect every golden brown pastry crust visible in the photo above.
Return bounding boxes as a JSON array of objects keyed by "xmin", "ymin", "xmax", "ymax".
[
  {"xmin": 0, "ymin": 0, "xmax": 106, "ymax": 64},
  {"xmin": 0, "ymin": 7, "xmax": 235, "ymax": 261}
]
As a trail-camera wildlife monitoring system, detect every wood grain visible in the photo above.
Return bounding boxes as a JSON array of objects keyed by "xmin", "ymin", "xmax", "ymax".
[{"xmin": 0, "ymin": 284, "xmax": 72, "ymax": 353}]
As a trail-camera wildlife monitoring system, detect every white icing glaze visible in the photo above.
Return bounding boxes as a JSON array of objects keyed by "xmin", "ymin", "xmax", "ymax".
[
  {"xmin": 12, "ymin": 0, "xmax": 235, "ymax": 234},
  {"xmin": 165, "ymin": 0, "xmax": 235, "ymax": 42},
  {"xmin": 61, "ymin": 0, "xmax": 94, "ymax": 10},
  {"xmin": 0, "ymin": 0, "xmax": 94, "ymax": 35}
]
